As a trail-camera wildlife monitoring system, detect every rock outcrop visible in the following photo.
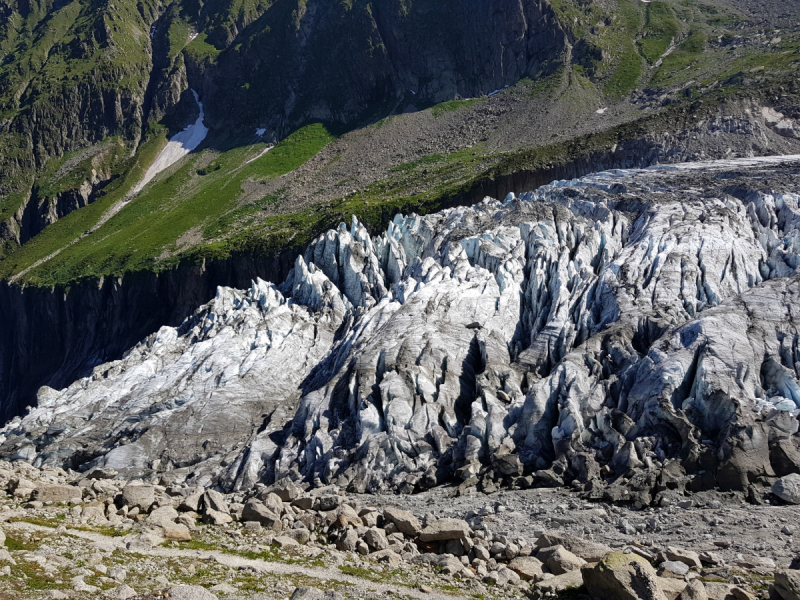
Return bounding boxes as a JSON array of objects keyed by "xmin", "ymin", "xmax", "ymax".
[{"xmin": 2, "ymin": 156, "xmax": 800, "ymax": 501}]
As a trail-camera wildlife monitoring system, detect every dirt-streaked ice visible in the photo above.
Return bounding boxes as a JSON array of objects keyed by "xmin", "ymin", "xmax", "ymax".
[{"xmin": 2, "ymin": 156, "xmax": 799, "ymax": 497}]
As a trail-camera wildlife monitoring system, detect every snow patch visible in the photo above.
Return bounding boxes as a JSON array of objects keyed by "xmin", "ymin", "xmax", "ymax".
[
  {"xmin": 132, "ymin": 90, "xmax": 208, "ymax": 195},
  {"xmin": 255, "ymin": 128, "xmax": 266, "ymax": 136}
]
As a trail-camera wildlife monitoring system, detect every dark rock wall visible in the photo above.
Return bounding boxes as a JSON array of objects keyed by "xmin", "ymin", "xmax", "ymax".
[{"xmin": 199, "ymin": 0, "xmax": 567, "ymax": 137}]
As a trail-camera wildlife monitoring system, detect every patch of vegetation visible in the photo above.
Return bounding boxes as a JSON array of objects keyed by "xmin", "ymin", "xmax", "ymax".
[
  {"xmin": 0, "ymin": 129, "xmax": 169, "ymax": 279},
  {"xmin": 430, "ymin": 97, "xmax": 485, "ymax": 117},
  {"xmin": 167, "ymin": 19, "xmax": 192, "ymax": 60},
  {"xmin": 653, "ymin": 27, "xmax": 706, "ymax": 84},
  {"xmin": 5, "ymin": 123, "xmax": 334, "ymax": 285},
  {"xmin": 389, "ymin": 154, "xmax": 446, "ymax": 172},
  {"xmin": 184, "ymin": 33, "xmax": 222, "ymax": 63},
  {"xmin": 603, "ymin": 0, "xmax": 644, "ymax": 97},
  {"xmin": 637, "ymin": 2, "xmax": 681, "ymax": 64},
  {"xmin": 4, "ymin": 533, "xmax": 38, "ymax": 552}
]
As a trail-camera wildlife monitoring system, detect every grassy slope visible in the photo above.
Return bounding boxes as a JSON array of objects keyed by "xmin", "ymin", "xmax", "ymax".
[{"xmin": 2, "ymin": 124, "xmax": 335, "ymax": 284}]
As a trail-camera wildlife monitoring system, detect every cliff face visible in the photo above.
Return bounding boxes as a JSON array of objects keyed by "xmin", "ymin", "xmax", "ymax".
[
  {"xmin": 0, "ymin": 0, "xmax": 192, "ymax": 249},
  {"xmin": 198, "ymin": 0, "xmax": 567, "ymax": 137}
]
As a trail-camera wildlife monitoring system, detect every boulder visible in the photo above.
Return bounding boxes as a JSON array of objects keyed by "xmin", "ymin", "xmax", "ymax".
[
  {"xmin": 531, "ymin": 570, "xmax": 583, "ymax": 595},
  {"xmin": 773, "ymin": 474, "xmax": 800, "ymax": 505},
  {"xmin": 660, "ymin": 561, "xmax": 689, "ymax": 576},
  {"xmin": 508, "ymin": 556, "xmax": 544, "ymax": 581},
  {"xmin": 538, "ymin": 545, "xmax": 586, "ymax": 575},
  {"xmin": 418, "ymin": 518, "xmax": 470, "ymax": 542},
  {"xmin": 121, "ymin": 484, "xmax": 154, "ymax": 512},
  {"xmin": 773, "ymin": 570, "xmax": 800, "ymax": 600},
  {"xmin": 168, "ymin": 585, "xmax": 218, "ymax": 600},
  {"xmin": 203, "ymin": 508, "xmax": 232, "ymax": 525},
  {"xmin": 162, "ymin": 522, "xmax": 192, "ymax": 541},
  {"xmin": 291, "ymin": 497, "xmax": 315, "ymax": 511},
  {"xmin": 85, "ymin": 467, "xmax": 118, "ymax": 480},
  {"xmin": 31, "ymin": 484, "xmax": 79, "ymax": 503},
  {"xmin": 658, "ymin": 578, "xmax": 688, "ymax": 600},
  {"xmin": 241, "ymin": 499, "xmax": 282, "ymax": 530},
  {"xmin": 383, "ymin": 507, "xmax": 422, "ymax": 537},
  {"xmin": 678, "ymin": 580, "xmax": 708, "ymax": 600},
  {"xmin": 269, "ymin": 482, "xmax": 304, "ymax": 502},
  {"xmin": 661, "ymin": 547, "xmax": 702, "ymax": 569},
  {"xmin": 371, "ymin": 548, "xmax": 402, "ymax": 567},
  {"xmin": 535, "ymin": 531, "xmax": 612, "ymax": 562},
  {"xmin": 365, "ymin": 527, "xmax": 388, "ymax": 551},
  {"xmin": 317, "ymin": 495, "xmax": 341, "ymax": 511},
  {"xmin": 203, "ymin": 490, "xmax": 230, "ymax": 514},
  {"xmin": 582, "ymin": 551, "xmax": 666, "ymax": 600},
  {"xmin": 178, "ymin": 488, "xmax": 204, "ymax": 512},
  {"xmin": 273, "ymin": 536, "xmax": 300, "ymax": 548},
  {"xmin": 82, "ymin": 505, "xmax": 108, "ymax": 524},
  {"xmin": 335, "ymin": 529, "xmax": 358, "ymax": 552},
  {"xmin": 147, "ymin": 506, "xmax": 179, "ymax": 527},
  {"xmin": 282, "ymin": 528, "xmax": 310, "ymax": 544},
  {"xmin": 0, "ymin": 526, "xmax": 5, "ymax": 547}
]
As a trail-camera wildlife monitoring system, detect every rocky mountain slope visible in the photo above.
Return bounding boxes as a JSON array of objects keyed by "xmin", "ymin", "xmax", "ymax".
[{"xmin": 2, "ymin": 156, "xmax": 799, "ymax": 508}]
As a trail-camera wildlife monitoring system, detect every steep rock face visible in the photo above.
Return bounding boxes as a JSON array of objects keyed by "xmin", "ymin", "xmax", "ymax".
[
  {"xmin": 199, "ymin": 0, "xmax": 566, "ymax": 136},
  {"xmin": 2, "ymin": 156, "xmax": 800, "ymax": 497}
]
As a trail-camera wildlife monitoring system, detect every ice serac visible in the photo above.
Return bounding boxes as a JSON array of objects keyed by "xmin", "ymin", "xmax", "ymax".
[{"xmin": 2, "ymin": 156, "xmax": 800, "ymax": 500}]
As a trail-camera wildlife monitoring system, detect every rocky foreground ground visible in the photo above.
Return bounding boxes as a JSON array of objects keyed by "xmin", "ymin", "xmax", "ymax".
[{"xmin": 3, "ymin": 462, "xmax": 800, "ymax": 600}]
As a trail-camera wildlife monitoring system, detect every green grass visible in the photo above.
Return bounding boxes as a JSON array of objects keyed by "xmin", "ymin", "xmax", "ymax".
[
  {"xmin": 0, "ymin": 129, "xmax": 169, "ymax": 279},
  {"xmin": 184, "ymin": 32, "xmax": 222, "ymax": 63},
  {"xmin": 4, "ymin": 533, "xmax": 38, "ymax": 552},
  {"xmin": 430, "ymin": 98, "xmax": 485, "ymax": 117},
  {"xmin": 653, "ymin": 27, "xmax": 706, "ymax": 84},
  {"xmin": 167, "ymin": 19, "xmax": 192, "ymax": 60},
  {"xmin": 603, "ymin": 0, "xmax": 644, "ymax": 97},
  {"xmin": 11, "ymin": 123, "xmax": 335, "ymax": 285},
  {"xmin": 637, "ymin": 2, "xmax": 681, "ymax": 64},
  {"xmin": 389, "ymin": 154, "xmax": 447, "ymax": 172}
]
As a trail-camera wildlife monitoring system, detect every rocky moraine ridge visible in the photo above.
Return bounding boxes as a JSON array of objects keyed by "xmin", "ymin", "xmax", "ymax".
[{"xmin": 2, "ymin": 156, "xmax": 800, "ymax": 508}]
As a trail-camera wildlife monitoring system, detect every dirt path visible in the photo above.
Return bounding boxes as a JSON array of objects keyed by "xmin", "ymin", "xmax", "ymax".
[{"xmin": 6, "ymin": 520, "xmax": 462, "ymax": 600}]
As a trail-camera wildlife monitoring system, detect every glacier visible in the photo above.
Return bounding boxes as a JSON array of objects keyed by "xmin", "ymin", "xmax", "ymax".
[{"xmin": 2, "ymin": 156, "xmax": 800, "ymax": 502}]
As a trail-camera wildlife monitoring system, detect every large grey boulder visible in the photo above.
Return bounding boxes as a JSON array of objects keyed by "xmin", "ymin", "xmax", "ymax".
[
  {"xmin": 178, "ymin": 488, "xmax": 204, "ymax": 512},
  {"xmin": 773, "ymin": 474, "xmax": 800, "ymax": 504},
  {"xmin": 537, "ymin": 545, "xmax": 586, "ymax": 575},
  {"xmin": 168, "ymin": 585, "xmax": 218, "ymax": 600},
  {"xmin": 203, "ymin": 490, "xmax": 230, "ymax": 514},
  {"xmin": 335, "ymin": 529, "xmax": 358, "ymax": 552},
  {"xmin": 678, "ymin": 580, "xmax": 708, "ymax": 600},
  {"xmin": 773, "ymin": 570, "xmax": 800, "ymax": 600},
  {"xmin": 535, "ymin": 531, "xmax": 612, "ymax": 562},
  {"xmin": 582, "ymin": 552, "xmax": 666, "ymax": 600},
  {"xmin": 508, "ymin": 556, "xmax": 544, "ymax": 581},
  {"xmin": 241, "ymin": 499, "xmax": 282, "ymax": 530},
  {"xmin": 418, "ymin": 518, "xmax": 471, "ymax": 542},
  {"xmin": 121, "ymin": 484, "xmax": 154, "ymax": 511},
  {"xmin": 147, "ymin": 506, "xmax": 179, "ymax": 527},
  {"xmin": 31, "ymin": 483, "xmax": 79, "ymax": 503},
  {"xmin": 382, "ymin": 507, "xmax": 421, "ymax": 537},
  {"xmin": 364, "ymin": 527, "xmax": 388, "ymax": 551}
]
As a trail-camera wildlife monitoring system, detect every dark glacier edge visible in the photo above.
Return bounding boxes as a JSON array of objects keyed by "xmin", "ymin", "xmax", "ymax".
[{"xmin": 2, "ymin": 155, "xmax": 800, "ymax": 504}]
